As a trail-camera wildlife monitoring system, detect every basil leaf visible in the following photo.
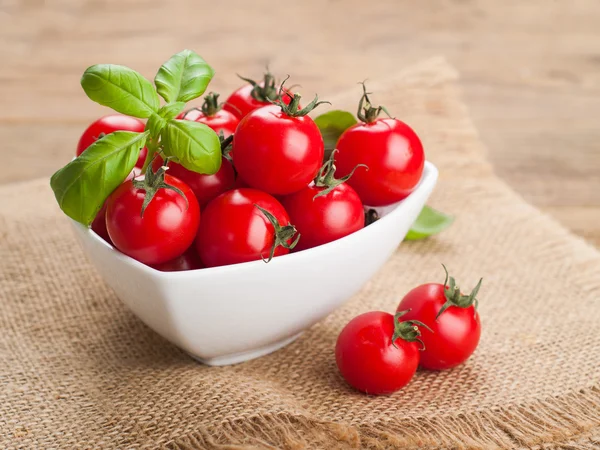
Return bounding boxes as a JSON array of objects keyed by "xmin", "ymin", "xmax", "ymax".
[
  {"xmin": 154, "ymin": 50, "xmax": 215, "ymax": 103},
  {"xmin": 81, "ymin": 65, "xmax": 160, "ymax": 118},
  {"xmin": 161, "ymin": 119, "xmax": 221, "ymax": 174},
  {"xmin": 146, "ymin": 114, "xmax": 167, "ymax": 139},
  {"xmin": 50, "ymin": 131, "xmax": 148, "ymax": 226},
  {"xmin": 314, "ymin": 110, "xmax": 357, "ymax": 160},
  {"xmin": 405, "ymin": 206, "xmax": 454, "ymax": 241},
  {"xmin": 158, "ymin": 102, "xmax": 186, "ymax": 120}
]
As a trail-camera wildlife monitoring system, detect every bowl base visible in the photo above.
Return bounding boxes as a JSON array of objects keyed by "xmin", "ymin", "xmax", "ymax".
[{"xmin": 186, "ymin": 332, "xmax": 304, "ymax": 366}]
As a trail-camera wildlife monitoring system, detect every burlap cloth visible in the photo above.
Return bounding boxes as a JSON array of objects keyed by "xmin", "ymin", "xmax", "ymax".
[{"xmin": 1, "ymin": 58, "xmax": 599, "ymax": 449}]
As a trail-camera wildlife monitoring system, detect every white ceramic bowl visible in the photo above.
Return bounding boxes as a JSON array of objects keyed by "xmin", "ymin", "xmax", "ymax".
[{"xmin": 70, "ymin": 161, "xmax": 438, "ymax": 366}]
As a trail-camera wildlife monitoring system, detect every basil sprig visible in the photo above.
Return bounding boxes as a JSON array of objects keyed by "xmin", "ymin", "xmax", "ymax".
[{"xmin": 51, "ymin": 49, "xmax": 220, "ymax": 226}]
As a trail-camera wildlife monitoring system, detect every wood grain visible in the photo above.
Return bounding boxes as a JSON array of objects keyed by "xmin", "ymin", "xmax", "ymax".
[{"xmin": 1, "ymin": 0, "xmax": 599, "ymax": 245}]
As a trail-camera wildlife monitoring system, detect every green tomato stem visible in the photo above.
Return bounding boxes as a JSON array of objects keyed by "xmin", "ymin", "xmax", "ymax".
[{"xmin": 140, "ymin": 137, "xmax": 161, "ymax": 174}]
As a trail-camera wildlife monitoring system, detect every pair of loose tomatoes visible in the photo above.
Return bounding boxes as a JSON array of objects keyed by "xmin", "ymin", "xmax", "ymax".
[{"xmin": 336, "ymin": 266, "xmax": 482, "ymax": 395}]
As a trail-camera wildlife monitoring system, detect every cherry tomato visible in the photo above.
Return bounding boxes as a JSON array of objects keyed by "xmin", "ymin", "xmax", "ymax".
[
  {"xmin": 151, "ymin": 248, "xmax": 204, "ymax": 272},
  {"xmin": 90, "ymin": 168, "xmax": 141, "ymax": 244},
  {"xmin": 163, "ymin": 158, "xmax": 235, "ymax": 208},
  {"xmin": 77, "ymin": 115, "xmax": 147, "ymax": 168},
  {"xmin": 396, "ymin": 266, "xmax": 482, "ymax": 370},
  {"xmin": 106, "ymin": 169, "xmax": 200, "ymax": 266},
  {"xmin": 223, "ymin": 71, "xmax": 292, "ymax": 119},
  {"xmin": 178, "ymin": 92, "xmax": 239, "ymax": 137},
  {"xmin": 233, "ymin": 97, "xmax": 324, "ymax": 195},
  {"xmin": 335, "ymin": 87, "xmax": 424, "ymax": 206},
  {"xmin": 281, "ymin": 152, "xmax": 364, "ymax": 251},
  {"xmin": 196, "ymin": 188, "xmax": 299, "ymax": 267},
  {"xmin": 91, "ymin": 203, "xmax": 110, "ymax": 243},
  {"xmin": 336, "ymin": 311, "xmax": 429, "ymax": 395}
]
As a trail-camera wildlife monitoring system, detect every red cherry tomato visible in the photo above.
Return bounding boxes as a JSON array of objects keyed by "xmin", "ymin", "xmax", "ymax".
[
  {"xmin": 281, "ymin": 154, "xmax": 364, "ymax": 251},
  {"xmin": 106, "ymin": 172, "xmax": 200, "ymax": 265},
  {"xmin": 177, "ymin": 92, "xmax": 240, "ymax": 137},
  {"xmin": 90, "ymin": 168, "xmax": 141, "ymax": 244},
  {"xmin": 163, "ymin": 158, "xmax": 236, "ymax": 208},
  {"xmin": 77, "ymin": 115, "xmax": 147, "ymax": 168},
  {"xmin": 196, "ymin": 188, "xmax": 298, "ymax": 267},
  {"xmin": 336, "ymin": 311, "xmax": 428, "ymax": 395},
  {"xmin": 151, "ymin": 248, "xmax": 204, "ymax": 272},
  {"xmin": 233, "ymin": 103, "xmax": 324, "ymax": 195},
  {"xmin": 91, "ymin": 203, "xmax": 110, "ymax": 243},
  {"xmin": 335, "ymin": 87, "xmax": 425, "ymax": 206},
  {"xmin": 396, "ymin": 267, "xmax": 482, "ymax": 370},
  {"xmin": 223, "ymin": 72, "xmax": 292, "ymax": 119}
]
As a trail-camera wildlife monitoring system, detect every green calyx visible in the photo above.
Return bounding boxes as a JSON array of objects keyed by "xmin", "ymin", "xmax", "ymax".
[
  {"xmin": 392, "ymin": 310, "xmax": 433, "ymax": 351},
  {"xmin": 313, "ymin": 149, "xmax": 367, "ymax": 199},
  {"xmin": 133, "ymin": 156, "xmax": 188, "ymax": 216},
  {"xmin": 200, "ymin": 92, "xmax": 223, "ymax": 117},
  {"xmin": 356, "ymin": 82, "xmax": 393, "ymax": 123},
  {"xmin": 238, "ymin": 70, "xmax": 280, "ymax": 103},
  {"xmin": 271, "ymin": 76, "xmax": 330, "ymax": 117},
  {"xmin": 254, "ymin": 204, "xmax": 301, "ymax": 263},
  {"xmin": 219, "ymin": 131, "xmax": 234, "ymax": 164},
  {"xmin": 436, "ymin": 264, "xmax": 483, "ymax": 320}
]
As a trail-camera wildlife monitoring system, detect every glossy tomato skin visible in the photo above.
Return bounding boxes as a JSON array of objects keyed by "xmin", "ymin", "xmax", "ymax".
[
  {"xmin": 151, "ymin": 248, "xmax": 204, "ymax": 272},
  {"xmin": 177, "ymin": 108, "xmax": 239, "ymax": 137},
  {"xmin": 91, "ymin": 203, "xmax": 110, "ymax": 243},
  {"xmin": 335, "ymin": 119, "xmax": 425, "ymax": 206},
  {"xmin": 106, "ymin": 175, "xmax": 200, "ymax": 265},
  {"xmin": 77, "ymin": 115, "xmax": 147, "ymax": 168},
  {"xmin": 282, "ymin": 183, "xmax": 364, "ymax": 251},
  {"xmin": 196, "ymin": 188, "xmax": 292, "ymax": 267},
  {"xmin": 155, "ymin": 157, "xmax": 236, "ymax": 208},
  {"xmin": 397, "ymin": 283, "xmax": 481, "ymax": 370},
  {"xmin": 90, "ymin": 168, "xmax": 140, "ymax": 244},
  {"xmin": 233, "ymin": 105, "xmax": 324, "ymax": 195},
  {"xmin": 336, "ymin": 311, "xmax": 420, "ymax": 395},
  {"xmin": 223, "ymin": 84, "xmax": 292, "ymax": 119}
]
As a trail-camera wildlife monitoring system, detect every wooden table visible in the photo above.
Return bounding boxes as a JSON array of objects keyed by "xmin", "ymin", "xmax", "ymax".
[{"xmin": 2, "ymin": 0, "xmax": 599, "ymax": 245}]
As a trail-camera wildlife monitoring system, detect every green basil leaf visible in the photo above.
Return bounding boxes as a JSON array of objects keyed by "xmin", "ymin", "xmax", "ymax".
[
  {"xmin": 154, "ymin": 50, "xmax": 215, "ymax": 103},
  {"xmin": 405, "ymin": 206, "xmax": 454, "ymax": 241},
  {"xmin": 81, "ymin": 65, "xmax": 160, "ymax": 118},
  {"xmin": 146, "ymin": 114, "xmax": 167, "ymax": 139},
  {"xmin": 314, "ymin": 110, "xmax": 357, "ymax": 160},
  {"xmin": 50, "ymin": 131, "xmax": 148, "ymax": 226},
  {"xmin": 161, "ymin": 119, "xmax": 221, "ymax": 174},
  {"xmin": 158, "ymin": 102, "xmax": 186, "ymax": 120}
]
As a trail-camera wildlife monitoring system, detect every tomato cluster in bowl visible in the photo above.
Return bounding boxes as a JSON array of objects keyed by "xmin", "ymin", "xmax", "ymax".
[{"xmin": 74, "ymin": 68, "xmax": 425, "ymax": 272}]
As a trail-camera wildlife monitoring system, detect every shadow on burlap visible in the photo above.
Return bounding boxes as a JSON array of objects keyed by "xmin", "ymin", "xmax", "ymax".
[{"xmin": 1, "ymin": 58, "xmax": 599, "ymax": 449}]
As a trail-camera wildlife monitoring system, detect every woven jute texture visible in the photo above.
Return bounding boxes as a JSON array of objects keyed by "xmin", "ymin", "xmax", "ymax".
[{"xmin": 1, "ymin": 58, "xmax": 599, "ymax": 449}]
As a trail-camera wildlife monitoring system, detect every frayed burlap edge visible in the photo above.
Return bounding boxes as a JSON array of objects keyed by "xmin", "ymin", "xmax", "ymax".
[{"xmin": 167, "ymin": 387, "xmax": 600, "ymax": 450}]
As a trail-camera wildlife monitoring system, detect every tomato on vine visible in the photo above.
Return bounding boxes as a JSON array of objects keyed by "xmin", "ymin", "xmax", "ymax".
[
  {"xmin": 233, "ymin": 81, "xmax": 328, "ymax": 195},
  {"xmin": 77, "ymin": 115, "xmax": 148, "ymax": 168},
  {"xmin": 106, "ymin": 163, "xmax": 200, "ymax": 265},
  {"xmin": 335, "ymin": 84, "xmax": 425, "ymax": 206},
  {"xmin": 196, "ymin": 188, "xmax": 300, "ymax": 268},
  {"xmin": 223, "ymin": 70, "xmax": 292, "ymax": 119},
  {"xmin": 396, "ymin": 265, "xmax": 482, "ymax": 370},
  {"xmin": 282, "ymin": 150, "xmax": 366, "ymax": 251},
  {"xmin": 336, "ymin": 310, "xmax": 432, "ymax": 395},
  {"xmin": 178, "ymin": 92, "xmax": 239, "ymax": 137}
]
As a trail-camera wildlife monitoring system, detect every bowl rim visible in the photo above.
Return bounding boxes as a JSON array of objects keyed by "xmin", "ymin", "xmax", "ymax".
[{"xmin": 72, "ymin": 161, "xmax": 438, "ymax": 278}]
